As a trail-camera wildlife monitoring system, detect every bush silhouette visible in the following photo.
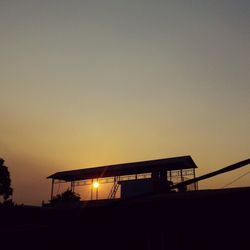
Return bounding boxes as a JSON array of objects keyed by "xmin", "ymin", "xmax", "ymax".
[{"xmin": 50, "ymin": 189, "xmax": 81, "ymax": 208}]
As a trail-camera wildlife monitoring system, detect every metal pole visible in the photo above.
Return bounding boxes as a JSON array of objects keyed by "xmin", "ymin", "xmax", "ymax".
[
  {"xmin": 180, "ymin": 169, "xmax": 183, "ymax": 182},
  {"xmin": 51, "ymin": 179, "xmax": 54, "ymax": 201},
  {"xmin": 193, "ymin": 168, "xmax": 198, "ymax": 190},
  {"xmin": 71, "ymin": 181, "xmax": 75, "ymax": 192},
  {"xmin": 96, "ymin": 179, "xmax": 99, "ymax": 200},
  {"xmin": 91, "ymin": 179, "xmax": 93, "ymax": 200}
]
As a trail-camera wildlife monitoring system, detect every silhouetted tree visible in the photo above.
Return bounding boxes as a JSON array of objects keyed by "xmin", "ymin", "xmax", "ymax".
[
  {"xmin": 50, "ymin": 189, "xmax": 81, "ymax": 208},
  {"xmin": 0, "ymin": 158, "xmax": 13, "ymax": 201}
]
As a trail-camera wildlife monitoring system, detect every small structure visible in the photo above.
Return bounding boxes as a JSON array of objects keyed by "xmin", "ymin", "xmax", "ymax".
[{"xmin": 47, "ymin": 155, "xmax": 198, "ymax": 201}]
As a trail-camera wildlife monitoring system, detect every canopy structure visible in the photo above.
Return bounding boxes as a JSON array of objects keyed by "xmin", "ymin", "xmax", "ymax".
[
  {"xmin": 48, "ymin": 155, "xmax": 197, "ymax": 182},
  {"xmin": 47, "ymin": 156, "xmax": 198, "ymax": 200}
]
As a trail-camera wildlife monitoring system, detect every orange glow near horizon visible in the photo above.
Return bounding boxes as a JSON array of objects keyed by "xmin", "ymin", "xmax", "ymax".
[{"xmin": 0, "ymin": 1, "xmax": 249, "ymax": 206}]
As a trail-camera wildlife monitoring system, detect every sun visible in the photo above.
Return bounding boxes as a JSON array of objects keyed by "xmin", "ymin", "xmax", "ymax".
[{"xmin": 93, "ymin": 181, "xmax": 100, "ymax": 189}]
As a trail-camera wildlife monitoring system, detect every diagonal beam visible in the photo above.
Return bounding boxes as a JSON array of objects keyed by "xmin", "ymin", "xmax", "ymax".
[{"xmin": 171, "ymin": 158, "xmax": 250, "ymax": 190}]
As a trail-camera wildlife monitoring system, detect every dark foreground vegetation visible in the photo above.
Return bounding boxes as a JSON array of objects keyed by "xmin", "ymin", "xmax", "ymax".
[{"xmin": 1, "ymin": 187, "xmax": 250, "ymax": 250}]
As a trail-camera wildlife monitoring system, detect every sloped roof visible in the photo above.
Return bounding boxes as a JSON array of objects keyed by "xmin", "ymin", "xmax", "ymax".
[{"xmin": 47, "ymin": 155, "xmax": 197, "ymax": 181}]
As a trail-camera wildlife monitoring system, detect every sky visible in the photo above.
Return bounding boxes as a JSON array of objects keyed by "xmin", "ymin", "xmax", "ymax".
[{"xmin": 0, "ymin": 0, "xmax": 249, "ymax": 205}]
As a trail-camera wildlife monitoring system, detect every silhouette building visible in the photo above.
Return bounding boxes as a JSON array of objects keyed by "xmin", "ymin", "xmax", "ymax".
[{"xmin": 48, "ymin": 155, "xmax": 198, "ymax": 201}]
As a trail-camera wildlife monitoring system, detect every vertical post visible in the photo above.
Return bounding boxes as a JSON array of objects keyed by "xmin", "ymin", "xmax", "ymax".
[
  {"xmin": 51, "ymin": 179, "xmax": 54, "ymax": 201},
  {"xmin": 71, "ymin": 181, "xmax": 75, "ymax": 192},
  {"xmin": 180, "ymin": 169, "xmax": 183, "ymax": 182},
  {"xmin": 91, "ymin": 179, "xmax": 93, "ymax": 200},
  {"xmin": 96, "ymin": 179, "xmax": 99, "ymax": 200},
  {"xmin": 193, "ymin": 168, "xmax": 198, "ymax": 190}
]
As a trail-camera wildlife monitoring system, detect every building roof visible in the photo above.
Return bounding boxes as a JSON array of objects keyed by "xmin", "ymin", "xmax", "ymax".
[{"xmin": 47, "ymin": 155, "xmax": 197, "ymax": 182}]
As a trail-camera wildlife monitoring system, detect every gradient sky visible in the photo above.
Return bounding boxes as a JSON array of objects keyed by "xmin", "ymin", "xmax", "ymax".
[{"xmin": 0, "ymin": 0, "xmax": 249, "ymax": 205}]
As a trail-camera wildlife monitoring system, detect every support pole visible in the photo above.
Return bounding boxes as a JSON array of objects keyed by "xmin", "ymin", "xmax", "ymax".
[
  {"xmin": 96, "ymin": 187, "xmax": 98, "ymax": 200},
  {"xmin": 71, "ymin": 181, "xmax": 75, "ymax": 192},
  {"xmin": 91, "ymin": 179, "xmax": 93, "ymax": 200},
  {"xmin": 51, "ymin": 179, "xmax": 54, "ymax": 201},
  {"xmin": 96, "ymin": 178, "xmax": 99, "ymax": 200},
  {"xmin": 180, "ymin": 169, "xmax": 183, "ymax": 182},
  {"xmin": 193, "ymin": 168, "xmax": 198, "ymax": 190}
]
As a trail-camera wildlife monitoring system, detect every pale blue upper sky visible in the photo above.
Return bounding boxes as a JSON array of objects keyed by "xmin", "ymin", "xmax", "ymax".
[{"xmin": 0, "ymin": 1, "xmax": 249, "ymax": 204}]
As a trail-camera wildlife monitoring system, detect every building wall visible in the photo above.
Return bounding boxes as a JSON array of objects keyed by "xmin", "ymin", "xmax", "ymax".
[{"xmin": 120, "ymin": 179, "xmax": 154, "ymax": 199}]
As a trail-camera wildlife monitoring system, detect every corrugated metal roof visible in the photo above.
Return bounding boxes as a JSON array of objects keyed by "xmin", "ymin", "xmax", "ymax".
[{"xmin": 47, "ymin": 155, "xmax": 197, "ymax": 181}]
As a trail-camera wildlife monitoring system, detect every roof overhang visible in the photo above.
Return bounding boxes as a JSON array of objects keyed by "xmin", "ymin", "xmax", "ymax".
[{"xmin": 47, "ymin": 155, "xmax": 197, "ymax": 182}]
